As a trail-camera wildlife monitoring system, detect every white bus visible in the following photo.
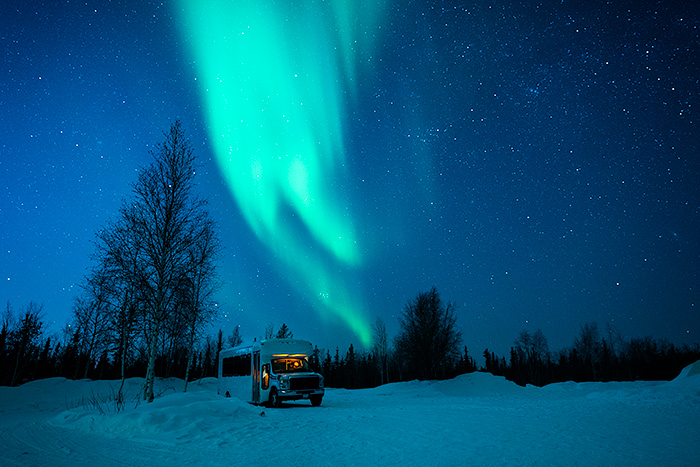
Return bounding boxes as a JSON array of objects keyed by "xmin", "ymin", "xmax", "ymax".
[{"xmin": 218, "ymin": 338, "xmax": 324, "ymax": 407}]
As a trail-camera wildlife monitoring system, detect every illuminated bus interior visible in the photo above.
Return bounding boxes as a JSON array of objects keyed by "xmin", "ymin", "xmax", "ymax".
[{"xmin": 272, "ymin": 358, "xmax": 311, "ymax": 374}]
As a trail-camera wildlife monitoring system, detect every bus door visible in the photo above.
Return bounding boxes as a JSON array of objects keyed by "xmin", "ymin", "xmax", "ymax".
[{"xmin": 252, "ymin": 351, "xmax": 260, "ymax": 403}]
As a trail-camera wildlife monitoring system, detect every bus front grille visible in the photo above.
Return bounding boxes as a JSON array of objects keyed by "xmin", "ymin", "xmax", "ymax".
[{"xmin": 289, "ymin": 376, "xmax": 320, "ymax": 390}]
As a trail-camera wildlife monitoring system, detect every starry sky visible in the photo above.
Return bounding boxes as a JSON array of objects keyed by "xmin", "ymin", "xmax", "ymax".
[{"xmin": 2, "ymin": 0, "xmax": 698, "ymax": 359}]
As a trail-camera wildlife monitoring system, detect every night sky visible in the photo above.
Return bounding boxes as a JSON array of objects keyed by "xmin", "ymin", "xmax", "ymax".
[{"xmin": 2, "ymin": 0, "xmax": 698, "ymax": 359}]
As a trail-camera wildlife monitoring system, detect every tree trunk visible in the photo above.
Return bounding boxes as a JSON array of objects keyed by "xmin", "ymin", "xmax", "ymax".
[
  {"xmin": 118, "ymin": 330, "xmax": 128, "ymax": 404},
  {"xmin": 10, "ymin": 345, "xmax": 23, "ymax": 386},
  {"xmin": 143, "ymin": 320, "xmax": 160, "ymax": 402},
  {"xmin": 184, "ymin": 349, "xmax": 193, "ymax": 393},
  {"xmin": 83, "ymin": 340, "xmax": 93, "ymax": 379}
]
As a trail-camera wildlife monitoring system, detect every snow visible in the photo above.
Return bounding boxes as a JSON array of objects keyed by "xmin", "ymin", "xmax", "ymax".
[{"xmin": 1, "ymin": 363, "xmax": 699, "ymax": 467}]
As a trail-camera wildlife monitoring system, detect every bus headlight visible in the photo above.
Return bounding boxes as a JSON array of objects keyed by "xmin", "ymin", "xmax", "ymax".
[{"xmin": 279, "ymin": 376, "xmax": 289, "ymax": 390}]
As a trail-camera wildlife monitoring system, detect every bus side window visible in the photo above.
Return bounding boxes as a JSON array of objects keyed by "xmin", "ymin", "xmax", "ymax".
[
  {"xmin": 222, "ymin": 357, "xmax": 234, "ymax": 377},
  {"xmin": 261, "ymin": 364, "xmax": 270, "ymax": 390}
]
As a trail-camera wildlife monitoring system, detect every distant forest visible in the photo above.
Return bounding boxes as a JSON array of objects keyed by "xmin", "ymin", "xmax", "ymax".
[{"xmin": 2, "ymin": 299, "xmax": 698, "ymax": 389}]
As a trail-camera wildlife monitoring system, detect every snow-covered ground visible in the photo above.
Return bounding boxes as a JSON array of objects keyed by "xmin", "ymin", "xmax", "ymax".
[{"xmin": 1, "ymin": 362, "xmax": 699, "ymax": 467}]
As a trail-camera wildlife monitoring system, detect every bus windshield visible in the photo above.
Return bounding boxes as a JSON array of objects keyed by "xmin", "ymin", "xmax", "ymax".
[{"xmin": 271, "ymin": 358, "xmax": 311, "ymax": 374}]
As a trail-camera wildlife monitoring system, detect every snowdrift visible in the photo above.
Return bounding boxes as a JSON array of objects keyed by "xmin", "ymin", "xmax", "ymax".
[
  {"xmin": 1, "ymin": 362, "xmax": 698, "ymax": 467},
  {"xmin": 673, "ymin": 359, "xmax": 700, "ymax": 380}
]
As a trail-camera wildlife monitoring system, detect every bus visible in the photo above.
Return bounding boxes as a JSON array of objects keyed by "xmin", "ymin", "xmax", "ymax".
[{"xmin": 218, "ymin": 338, "xmax": 324, "ymax": 407}]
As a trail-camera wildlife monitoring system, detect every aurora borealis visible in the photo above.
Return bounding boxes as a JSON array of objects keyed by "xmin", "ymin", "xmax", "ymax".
[
  {"xmin": 176, "ymin": 0, "xmax": 393, "ymax": 346},
  {"xmin": 1, "ymin": 0, "xmax": 698, "ymax": 357}
]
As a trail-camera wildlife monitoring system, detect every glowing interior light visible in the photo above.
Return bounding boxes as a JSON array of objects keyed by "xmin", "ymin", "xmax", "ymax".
[{"xmin": 177, "ymin": 0, "xmax": 389, "ymax": 347}]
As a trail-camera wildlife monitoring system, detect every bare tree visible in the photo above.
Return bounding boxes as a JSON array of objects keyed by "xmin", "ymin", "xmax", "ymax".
[
  {"xmin": 2, "ymin": 301, "xmax": 13, "ymax": 332},
  {"xmin": 96, "ymin": 215, "xmax": 144, "ymax": 400},
  {"xmin": 72, "ymin": 266, "xmax": 114, "ymax": 379},
  {"xmin": 514, "ymin": 329, "xmax": 550, "ymax": 386},
  {"xmin": 96, "ymin": 121, "xmax": 218, "ymax": 402},
  {"xmin": 9, "ymin": 302, "xmax": 44, "ymax": 386},
  {"xmin": 395, "ymin": 287, "xmax": 462, "ymax": 380},
  {"xmin": 0, "ymin": 302, "xmax": 14, "ymax": 385},
  {"xmin": 182, "ymin": 214, "xmax": 221, "ymax": 392},
  {"xmin": 135, "ymin": 121, "xmax": 217, "ymax": 401},
  {"xmin": 113, "ymin": 282, "xmax": 140, "ymax": 401},
  {"xmin": 575, "ymin": 322, "xmax": 601, "ymax": 381},
  {"xmin": 227, "ymin": 326, "xmax": 243, "ymax": 348},
  {"xmin": 0, "ymin": 302, "xmax": 12, "ymax": 379},
  {"xmin": 372, "ymin": 317, "xmax": 389, "ymax": 385}
]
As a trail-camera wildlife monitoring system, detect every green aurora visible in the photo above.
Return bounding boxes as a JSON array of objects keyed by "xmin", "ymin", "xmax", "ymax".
[{"xmin": 178, "ymin": 0, "xmax": 391, "ymax": 346}]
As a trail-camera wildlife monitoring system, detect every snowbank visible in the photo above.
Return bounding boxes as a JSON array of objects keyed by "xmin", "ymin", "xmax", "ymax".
[
  {"xmin": 673, "ymin": 359, "xmax": 700, "ymax": 381},
  {"xmin": 1, "ymin": 362, "xmax": 699, "ymax": 466}
]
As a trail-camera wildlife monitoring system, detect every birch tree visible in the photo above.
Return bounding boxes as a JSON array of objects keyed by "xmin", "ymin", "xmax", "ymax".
[
  {"xmin": 133, "ymin": 121, "xmax": 216, "ymax": 401},
  {"xmin": 72, "ymin": 266, "xmax": 113, "ymax": 379},
  {"xmin": 372, "ymin": 317, "xmax": 389, "ymax": 385},
  {"xmin": 96, "ymin": 206, "xmax": 144, "ymax": 401},
  {"xmin": 98, "ymin": 121, "xmax": 219, "ymax": 402},
  {"xmin": 181, "ymin": 213, "xmax": 220, "ymax": 392}
]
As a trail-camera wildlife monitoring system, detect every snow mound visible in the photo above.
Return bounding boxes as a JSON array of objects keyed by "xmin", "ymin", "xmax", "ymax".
[
  {"xmin": 358, "ymin": 371, "xmax": 527, "ymax": 400},
  {"xmin": 53, "ymin": 391, "xmax": 259, "ymax": 441},
  {"xmin": 433, "ymin": 371, "xmax": 529, "ymax": 398},
  {"xmin": 674, "ymin": 360, "xmax": 700, "ymax": 380},
  {"xmin": 51, "ymin": 379, "xmax": 259, "ymax": 442},
  {"xmin": 667, "ymin": 360, "xmax": 700, "ymax": 394}
]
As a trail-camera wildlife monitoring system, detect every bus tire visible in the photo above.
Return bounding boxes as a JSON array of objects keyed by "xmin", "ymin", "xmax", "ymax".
[
  {"xmin": 269, "ymin": 388, "xmax": 281, "ymax": 408},
  {"xmin": 310, "ymin": 395, "xmax": 322, "ymax": 407}
]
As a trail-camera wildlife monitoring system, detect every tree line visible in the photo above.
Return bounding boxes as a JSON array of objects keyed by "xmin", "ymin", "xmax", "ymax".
[
  {"xmin": 4, "ymin": 285, "xmax": 696, "ymax": 392},
  {"xmin": 484, "ymin": 322, "xmax": 700, "ymax": 387},
  {"xmin": 312, "ymin": 304, "xmax": 699, "ymax": 388}
]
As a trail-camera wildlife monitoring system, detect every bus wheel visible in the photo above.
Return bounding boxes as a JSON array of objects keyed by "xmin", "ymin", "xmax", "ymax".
[
  {"xmin": 269, "ymin": 388, "xmax": 281, "ymax": 408},
  {"xmin": 310, "ymin": 395, "xmax": 322, "ymax": 407}
]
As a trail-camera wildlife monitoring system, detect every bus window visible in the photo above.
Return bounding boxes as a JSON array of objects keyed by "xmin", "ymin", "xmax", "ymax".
[
  {"xmin": 232, "ymin": 354, "xmax": 251, "ymax": 376},
  {"xmin": 272, "ymin": 358, "xmax": 310, "ymax": 374},
  {"xmin": 222, "ymin": 357, "xmax": 234, "ymax": 377}
]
